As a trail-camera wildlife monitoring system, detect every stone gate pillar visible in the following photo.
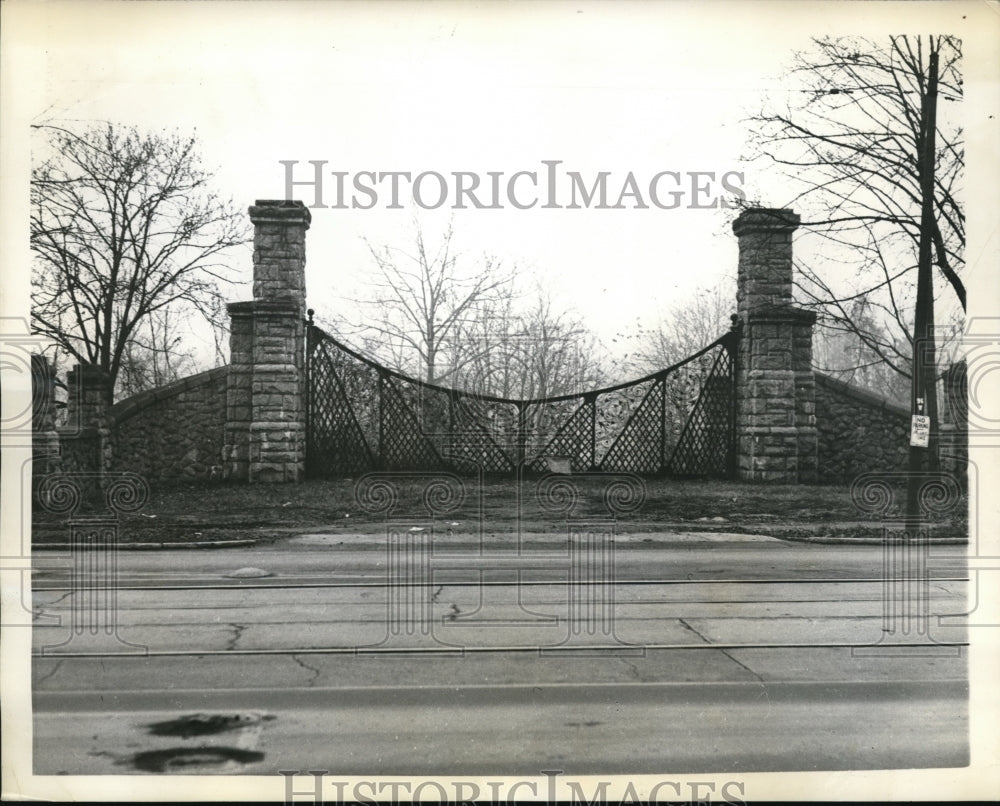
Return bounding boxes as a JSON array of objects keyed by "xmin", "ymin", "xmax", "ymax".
[
  {"xmin": 733, "ymin": 208, "xmax": 817, "ymax": 483},
  {"xmin": 939, "ymin": 359, "xmax": 968, "ymax": 485},
  {"xmin": 32, "ymin": 355, "xmax": 62, "ymax": 480},
  {"xmin": 59, "ymin": 363, "xmax": 111, "ymax": 484},
  {"xmin": 223, "ymin": 200, "xmax": 311, "ymax": 483}
]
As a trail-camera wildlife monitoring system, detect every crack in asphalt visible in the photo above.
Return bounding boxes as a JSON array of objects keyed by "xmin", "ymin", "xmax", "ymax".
[
  {"xmin": 35, "ymin": 658, "xmax": 64, "ymax": 687},
  {"xmin": 290, "ymin": 654, "xmax": 321, "ymax": 686},
  {"xmin": 430, "ymin": 585, "xmax": 445, "ymax": 603},
  {"xmin": 42, "ymin": 590, "xmax": 75, "ymax": 606},
  {"xmin": 226, "ymin": 623, "xmax": 247, "ymax": 651},
  {"xmin": 717, "ymin": 649, "xmax": 768, "ymax": 685},
  {"xmin": 678, "ymin": 618, "xmax": 767, "ymax": 685},
  {"xmin": 677, "ymin": 618, "xmax": 706, "ymax": 641},
  {"xmin": 34, "ymin": 590, "xmax": 74, "ymax": 621},
  {"xmin": 619, "ymin": 657, "xmax": 642, "ymax": 681}
]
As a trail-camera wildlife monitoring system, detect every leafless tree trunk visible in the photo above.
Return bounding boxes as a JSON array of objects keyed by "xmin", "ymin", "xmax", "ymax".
[
  {"xmin": 31, "ymin": 122, "xmax": 248, "ymax": 396},
  {"xmin": 746, "ymin": 35, "xmax": 964, "ymax": 382}
]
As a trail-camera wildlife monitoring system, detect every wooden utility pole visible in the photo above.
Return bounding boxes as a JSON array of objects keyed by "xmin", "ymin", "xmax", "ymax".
[{"xmin": 906, "ymin": 45, "xmax": 940, "ymax": 527}]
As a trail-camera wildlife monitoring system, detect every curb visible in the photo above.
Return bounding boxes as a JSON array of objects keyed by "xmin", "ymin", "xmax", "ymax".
[
  {"xmin": 31, "ymin": 533, "xmax": 969, "ymax": 550},
  {"xmin": 772, "ymin": 534, "xmax": 968, "ymax": 546},
  {"xmin": 33, "ymin": 539, "xmax": 258, "ymax": 551}
]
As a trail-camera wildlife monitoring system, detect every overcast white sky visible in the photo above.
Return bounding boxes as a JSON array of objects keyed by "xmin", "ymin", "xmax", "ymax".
[{"xmin": 2, "ymin": 0, "xmax": 998, "ymax": 362}]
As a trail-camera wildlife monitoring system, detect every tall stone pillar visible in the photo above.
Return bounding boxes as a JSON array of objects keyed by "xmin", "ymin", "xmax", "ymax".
[
  {"xmin": 733, "ymin": 208, "xmax": 817, "ymax": 483},
  {"xmin": 224, "ymin": 200, "xmax": 310, "ymax": 483}
]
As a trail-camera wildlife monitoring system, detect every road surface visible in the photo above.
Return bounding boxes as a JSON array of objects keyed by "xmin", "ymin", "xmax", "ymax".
[{"xmin": 30, "ymin": 532, "xmax": 969, "ymax": 775}]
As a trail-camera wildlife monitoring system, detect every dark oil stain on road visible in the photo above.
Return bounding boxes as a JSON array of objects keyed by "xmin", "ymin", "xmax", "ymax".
[
  {"xmin": 147, "ymin": 712, "xmax": 276, "ymax": 738},
  {"xmin": 128, "ymin": 747, "xmax": 265, "ymax": 773}
]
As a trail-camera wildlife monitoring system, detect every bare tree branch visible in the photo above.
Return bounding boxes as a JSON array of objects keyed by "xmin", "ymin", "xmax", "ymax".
[
  {"xmin": 31, "ymin": 122, "xmax": 249, "ymax": 396},
  {"xmin": 745, "ymin": 35, "xmax": 964, "ymax": 386},
  {"xmin": 352, "ymin": 221, "xmax": 515, "ymax": 384}
]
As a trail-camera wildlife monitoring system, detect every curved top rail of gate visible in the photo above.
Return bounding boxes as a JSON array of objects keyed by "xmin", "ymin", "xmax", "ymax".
[{"xmin": 306, "ymin": 318, "xmax": 738, "ymax": 479}]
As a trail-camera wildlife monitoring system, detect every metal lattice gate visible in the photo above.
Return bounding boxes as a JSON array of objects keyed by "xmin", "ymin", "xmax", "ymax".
[{"xmin": 306, "ymin": 320, "xmax": 737, "ymax": 479}]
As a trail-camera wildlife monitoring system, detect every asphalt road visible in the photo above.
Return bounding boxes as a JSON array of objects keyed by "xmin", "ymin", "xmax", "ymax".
[{"xmin": 30, "ymin": 533, "xmax": 969, "ymax": 775}]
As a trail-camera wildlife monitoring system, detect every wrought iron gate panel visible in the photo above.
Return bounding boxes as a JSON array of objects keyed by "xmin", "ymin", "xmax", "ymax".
[
  {"xmin": 379, "ymin": 375, "xmax": 447, "ymax": 470},
  {"xmin": 306, "ymin": 336, "xmax": 375, "ymax": 477},
  {"xmin": 593, "ymin": 377, "xmax": 659, "ymax": 470},
  {"xmin": 665, "ymin": 345, "xmax": 734, "ymax": 477},
  {"xmin": 526, "ymin": 397, "xmax": 595, "ymax": 473},
  {"xmin": 447, "ymin": 396, "xmax": 517, "ymax": 473},
  {"xmin": 306, "ymin": 321, "xmax": 737, "ymax": 479},
  {"xmin": 600, "ymin": 377, "xmax": 664, "ymax": 473}
]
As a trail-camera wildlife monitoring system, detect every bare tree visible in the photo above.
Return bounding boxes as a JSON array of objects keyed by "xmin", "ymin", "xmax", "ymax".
[
  {"xmin": 352, "ymin": 222, "xmax": 516, "ymax": 384},
  {"xmin": 746, "ymin": 35, "xmax": 964, "ymax": 381},
  {"xmin": 518, "ymin": 295, "xmax": 607, "ymax": 399},
  {"xmin": 812, "ymin": 303, "xmax": 911, "ymax": 402},
  {"xmin": 451, "ymin": 289, "xmax": 607, "ymax": 400},
  {"xmin": 616, "ymin": 283, "xmax": 733, "ymax": 378},
  {"xmin": 30, "ymin": 122, "xmax": 247, "ymax": 397},
  {"xmin": 116, "ymin": 308, "xmax": 201, "ymax": 398},
  {"xmin": 334, "ymin": 222, "xmax": 607, "ymax": 401}
]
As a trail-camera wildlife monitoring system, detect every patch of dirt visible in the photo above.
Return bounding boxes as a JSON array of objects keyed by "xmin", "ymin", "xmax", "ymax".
[{"xmin": 30, "ymin": 477, "xmax": 968, "ymax": 546}]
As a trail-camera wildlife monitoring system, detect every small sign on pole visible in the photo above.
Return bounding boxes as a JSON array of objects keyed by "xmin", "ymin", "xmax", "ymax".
[{"xmin": 910, "ymin": 414, "xmax": 930, "ymax": 448}]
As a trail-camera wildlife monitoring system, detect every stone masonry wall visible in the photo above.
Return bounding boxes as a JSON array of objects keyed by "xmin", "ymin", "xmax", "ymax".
[
  {"xmin": 107, "ymin": 366, "xmax": 229, "ymax": 483},
  {"xmin": 814, "ymin": 372, "xmax": 909, "ymax": 484}
]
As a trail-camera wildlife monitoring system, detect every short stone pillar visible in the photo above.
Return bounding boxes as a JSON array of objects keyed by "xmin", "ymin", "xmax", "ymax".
[
  {"xmin": 223, "ymin": 200, "xmax": 311, "ymax": 483},
  {"xmin": 224, "ymin": 304, "xmax": 254, "ymax": 481},
  {"xmin": 733, "ymin": 208, "xmax": 818, "ymax": 483},
  {"xmin": 58, "ymin": 363, "xmax": 111, "ymax": 491},
  {"xmin": 31, "ymin": 355, "xmax": 62, "ymax": 480},
  {"xmin": 65, "ymin": 364, "xmax": 111, "ymax": 431},
  {"xmin": 939, "ymin": 359, "xmax": 968, "ymax": 485}
]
